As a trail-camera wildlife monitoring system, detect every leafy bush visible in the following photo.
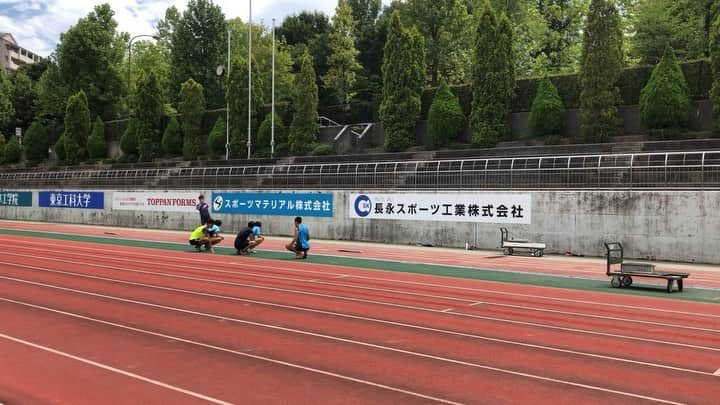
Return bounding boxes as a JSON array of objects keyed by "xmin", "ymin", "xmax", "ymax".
[
  {"xmin": 207, "ymin": 116, "xmax": 226, "ymax": 159},
  {"xmin": 23, "ymin": 121, "xmax": 50, "ymax": 162},
  {"xmin": 161, "ymin": 117, "xmax": 182, "ymax": 156},
  {"xmin": 257, "ymin": 112, "xmax": 287, "ymax": 156},
  {"xmin": 4, "ymin": 136, "xmax": 21, "ymax": 163},
  {"xmin": 529, "ymin": 76, "xmax": 565, "ymax": 137},
  {"xmin": 87, "ymin": 116, "xmax": 106, "ymax": 159},
  {"xmin": 120, "ymin": 118, "xmax": 140, "ymax": 157},
  {"xmin": 64, "ymin": 90, "xmax": 90, "ymax": 161},
  {"xmin": 427, "ymin": 78, "xmax": 465, "ymax": 147},
  {"xmin": 311, "ymin": 143, "xmax": 334, "ymax": 156},
  {"xmin": 54, "ymin": 133, "xmax": 66, "ymax": 161},
  {"xmin": 640, "ymin": 46, "xmax": 689, "ymax": 129}
]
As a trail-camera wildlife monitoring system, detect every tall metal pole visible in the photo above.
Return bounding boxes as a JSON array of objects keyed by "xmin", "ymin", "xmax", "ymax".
[
  {"xmin": 271, "ymin": 18, "xmax": 275, "ymax": 158},
  {"xmin": 247, "ymin": 0, "xmax": 252, "ymax": 160},
  {"xmin": 127, "ymin": 34, "xmax": 157, "ymax": 115},
  {"xmin": 225, "ymin": 29, "xmax": 231, "ymax": 160}
]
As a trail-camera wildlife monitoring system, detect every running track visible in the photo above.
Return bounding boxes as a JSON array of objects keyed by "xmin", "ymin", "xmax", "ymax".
[{"xmin": 1, "ymin": 228, "xmax": 720, "ymax": 403}]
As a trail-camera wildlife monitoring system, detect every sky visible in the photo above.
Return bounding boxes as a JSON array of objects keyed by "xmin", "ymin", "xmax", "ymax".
[{"xmin": 0, "ymin": 0, "xmax": 392, "ymax": 57}]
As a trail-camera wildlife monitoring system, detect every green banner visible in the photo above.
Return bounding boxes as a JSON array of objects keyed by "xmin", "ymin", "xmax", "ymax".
[{"xmin": 0, "ymin": 191, "xmax": 32, "ymax": 207}]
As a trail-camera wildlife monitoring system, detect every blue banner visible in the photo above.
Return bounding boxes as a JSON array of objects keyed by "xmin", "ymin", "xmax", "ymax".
[
  {"xmin": 211, "ymin": 192, "xmax": 333, "ymax": 217},
  {"xmin": 0, "ymin": 191, "xmax": 32, "ymax": 207},
  {"xmin": 39, "ymin": 191, "xmax": 104, "ymax": 209}
]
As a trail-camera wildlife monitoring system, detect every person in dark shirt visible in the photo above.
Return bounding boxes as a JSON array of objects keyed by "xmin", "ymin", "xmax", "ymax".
[
  {"xmin": 234, "ymin": 221, "xmax": 261, "ymax": 255},
  {"xmin": 196, "ymin": 194, "xmax": 211, "ymax": 224}
]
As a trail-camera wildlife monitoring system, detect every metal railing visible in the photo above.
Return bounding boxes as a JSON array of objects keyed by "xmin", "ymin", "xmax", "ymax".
[{"xmin": 2, "ymin": 151, "xmax": 720, "ymax": 190}]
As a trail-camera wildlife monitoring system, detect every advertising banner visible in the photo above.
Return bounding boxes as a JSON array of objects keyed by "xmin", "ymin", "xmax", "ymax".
[
  {"xmin": 349, "ymin": 193, "xmax": 531, "ymax": 224},
  {"xmin": 211, "ymin": 192, "xmax": 334, "ymax": 217},
  {"xmin": 0, "ymin": 191, "xmax": 32, "ymax": 207},
  {"xmin": 112, "ymin": 192, "xmax": 198, "ymax": 212},
  {"xmin": 39, "ymin": 191, "xmax": 104, "ymax": 209}
]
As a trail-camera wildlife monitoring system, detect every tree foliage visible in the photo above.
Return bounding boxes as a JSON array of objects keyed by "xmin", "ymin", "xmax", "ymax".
[
  {"xmin": 87, "ymin": 116, "xmax": 107, "ymax": 159},
  {"xmin": 713, "ymin": 12, "xmax": 720, "ymax": 132},
  {"xmin": 278, "ymin": 11, "xmax": 332, "ymax": 82},
  {"xmin": 427, "ymin": 78, "xmax": 465, "ymax": 147},
  {"xmin": 56, "ymin": 3, "xmax": 126, "ymax": 119},
  {"xmin": 170, "ymin": 0, "xmax": 227, "ymax": 107},
  {"xmin": 161, "ymin": 116, "xmax": 183, "ymax": 156},
  {"xmin": 135, "ymin": 69, "xmax": 164, "ymax": 161},
  {"xmin": 207, "ymin": 117, "xmax": 226, "ymax": 159},
  {"xmin": 580, "ymin": 0, "xmax": 623, "ymax": 143},
  {"xmin": 257, "ymin": 112, "xmax": 287, "ymax": 156},
  {"xmin": 178, "ymin": 78, "xmax": 205, "ymax": 160},
  {"xmin": 53, "ymin": 133, "xmax": 66, "ymax": 162},
  {"xmin": 12, "ymin": 71, "xmax": 35, "ymax": 131},
  {"xmin": 34, "ymin": 63, "xmax": 69, "ymax": 132},
  {"xmin": 0, "ymin": 134, "xmax": 5, "ymax": 163},
  {"xmin": 0, "ymin": 70, "xmax": 15, "ymax": 133},
  {"xmin": 289, "ymin": 49, "xmax": 319, "ymax": 154},
  {"xmin": 529, "ymin": 76, "xmax": 565, "ymax": 137},
  {"xmin": 470, "ymin": 2, "xmax": 515, "ymax": 147},
  {"xmin": 63, "ymin": 90, "xmax": 91, "ymax": 163},
  {"xmin": 379, "ymin": 12, "xmax": 425, "ymax": 152},
  {"xmin": 226, "ymin": 55, "xmax": 264, "ymax": 158},
  {"xmin": 639, "ymin": 46, "xmax": 690, "ymax": 130},
  {"xmin": 4, "ymin": 136, "xmax": 20, "ymax": 164},
  {"xmin": 120, "ymin": 118, "xmax": 140, "ymax": 158},
  {"xmin": 24, "ymin": 121, "xmax": 50, "ymax": 163},
  {"xmin": 323, "ymin": 0, "xmax": 362, "ymax": 109}
]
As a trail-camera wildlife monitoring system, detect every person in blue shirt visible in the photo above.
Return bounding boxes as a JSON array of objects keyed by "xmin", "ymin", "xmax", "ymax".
[
  {"xmin": 285, "ymin": 216, "xmax": 309, "ymax": 259},
  {"xmin": 248, "ymin": 221, "xmax": 265, "ymax": 253}
]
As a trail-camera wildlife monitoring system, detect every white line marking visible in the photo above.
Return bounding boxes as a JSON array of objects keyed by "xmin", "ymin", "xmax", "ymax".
[
  {"xmin": 441, "ymin": 308, "xmax": 454, "ymax": 313},
  {"xmin": 0, "ymin": 332, "xmax": 232, "ymax": 405},
  {"xmin": 715, "ymin": 368, "xmax": 720, "ymax": 376},
  {"xmin": 9, "ymin": 239, "xmax": 720, "ymax": 319},
  {"xmin": 0, "ymin": 297, "xmax": 461, "ymax": 405},
  {"xmin": 2, "ymin": 261, "xmax": 720, "ymax": 354},
  {"xmin": 6, "ymin": 249, "xmax": 720, "ymax": 334},
  {"xmin": 470, "ymin": 302, "xmax": 485, "ymax": 307},
  {"xmin": 0, "ymin": 296, "xmax": 686, "ymax": 405},
  {"xmin": 2, "ymin": 266, "xmax": 714, "ymax": 376}
]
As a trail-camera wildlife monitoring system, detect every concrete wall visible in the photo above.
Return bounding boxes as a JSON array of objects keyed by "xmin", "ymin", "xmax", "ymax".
[{"xmin": 2, "ymin": 189, "xmax": 718, "ymax": 264}]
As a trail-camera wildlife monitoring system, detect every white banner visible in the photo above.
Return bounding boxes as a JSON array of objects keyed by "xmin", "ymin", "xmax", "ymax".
[
  {"xmin": 112, "ymin": 192, "xmax": 199, "ymax": 212},
  {"xmin": 349, "ymin": 193, "xmax": 531, "ymax": 224}
]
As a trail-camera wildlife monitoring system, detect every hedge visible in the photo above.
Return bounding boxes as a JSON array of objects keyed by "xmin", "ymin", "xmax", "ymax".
[{"xmin": 420, "ymin": 59, "xmax": 711, "ymax": 117}]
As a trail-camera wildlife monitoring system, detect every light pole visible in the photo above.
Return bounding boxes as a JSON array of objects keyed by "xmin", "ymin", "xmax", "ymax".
[
  {"xmin": 127, "ymin": 34, "xmax": 158, "ymax": 114},
  {"xmin": 247, "ymin": 0, "xmax": 252, "ymax": 160},
  {"xmin": 271, "ymin": 17, "xmax": 275, "ymax": 158},
  {"xmin": 226, "ymin": 29, "xmax": 231, "ymax": 160}
]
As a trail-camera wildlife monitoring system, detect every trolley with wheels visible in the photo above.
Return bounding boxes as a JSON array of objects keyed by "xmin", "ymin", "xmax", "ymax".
[
  {"xmin": 605, "ymin": 242, "xmax": 690, "ymax": 293},
  {"xmin": 500, "ymin": 228, "xmax": 546, "ymax": 257}
]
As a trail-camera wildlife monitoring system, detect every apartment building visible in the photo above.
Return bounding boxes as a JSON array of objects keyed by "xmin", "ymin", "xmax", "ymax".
[{"xmin": 1, "ymin": 33, "xmax": 43, "ymax": 74}]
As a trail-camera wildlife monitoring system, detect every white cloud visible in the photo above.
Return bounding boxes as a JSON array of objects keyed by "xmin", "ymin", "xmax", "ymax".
[{"xmin": 1, "ymin": 0, "xmax": 393, "ymax": 57}]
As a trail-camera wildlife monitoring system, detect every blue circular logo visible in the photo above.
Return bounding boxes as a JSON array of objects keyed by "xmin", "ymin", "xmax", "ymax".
[{"xmin": 354, "ymin": 195, "xmax": 372, "ymax": 217}]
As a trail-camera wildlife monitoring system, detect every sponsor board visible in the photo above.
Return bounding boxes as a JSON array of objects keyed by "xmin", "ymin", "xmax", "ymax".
[
  {"xmin": 349, "ymin": 193, "xmax": 531, "ymax": 224},
  {"xmin": 112, "ymin": 192, "xmax": 199, "ymax": 212},
  {"xmin": 212, "ymin": 192, "xmax": 334, "ymax": 217},
  {"xmin": 39, "ymin": 191, "xmax": 104, "ymax": 209},
  {"xmin": 0, "ymin": 191, "xmax": 32, "ymax": 207}
]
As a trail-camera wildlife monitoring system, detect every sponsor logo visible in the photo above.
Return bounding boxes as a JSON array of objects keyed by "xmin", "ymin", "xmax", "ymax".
[{"xmin": 354, "ymin": 194, "xmax": 372, "ymax": 217}]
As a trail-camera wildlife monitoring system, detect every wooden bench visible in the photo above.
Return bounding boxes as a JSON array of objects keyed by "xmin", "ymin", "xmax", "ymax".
[
  {"xmin": 500, "ymin": 228, "xmax": 546, "ymax": 257},
  {"xmin": 605, "ymin": 242, "xmax": 690, "ymax": 293}
]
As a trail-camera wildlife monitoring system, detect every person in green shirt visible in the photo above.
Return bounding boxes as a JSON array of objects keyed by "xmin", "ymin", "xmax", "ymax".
[{"xmin": 189, "ymin": 219, "xmax": 217, "ymax": 253}]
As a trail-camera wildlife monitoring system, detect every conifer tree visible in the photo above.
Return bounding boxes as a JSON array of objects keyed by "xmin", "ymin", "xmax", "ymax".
[
  {"xmin": 289, "ymin": 49, "xmax": 319, "ymax": 154},
  {"xmin": 379, "ymin": 12, "xmax": 425, "ymax": 152},
  {"xmin": 579, "ymin": 0, "xmax": 623, "ymax": 142},
  {"xmin": 178, "ymin": 78, "xmax": 206, "ymax": 160},
  {"xmin": 207, "ymin": 116, "xmax": 226, "ymax": 159},
  {"xmin": 711, "ymin": 13, "xmax": 720, "ymax": 131},
  {"xmin": 87, "ymin": 116, "xmax": 107, "ymax": 159},
  {"xmin": 427, "ymin": 78, "xmax": 465, "ymax": 147},
  {"xmin": 161, "ymin": 116, "xmax": 183, "ymax": 156},
  {"xmin": 640, "ymin": 46, "xmax": 690, "ymax": 130},
  {"xmin": 323, "ymin": 0, "xmax": 362, "ymax": 109},
  {"xmin": 24, "ymin": 121, "xmax": 50, "ymax": 163},
  {"xmin": 529, "ymin": 77, "xmax": 565, "ymax": 137},
  {"xmin": 63, "ymin": 90, "xmax": 91, "ymax": 163}
]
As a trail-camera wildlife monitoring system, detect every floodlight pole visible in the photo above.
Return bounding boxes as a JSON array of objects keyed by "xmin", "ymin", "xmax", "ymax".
[
  {"xmin": 226, "ymin": 29, "xmax": 231, "ymax": 160},
  {"xmin": 271, "ymin": 18, "xmax": 275, "ymax": 158},
  {"xmin": 247, "ymin": 0, "xmax": 252, "ymax": 160},
  {"xmin": 127, "ymin": 34, "xmax": 157, "ymax": 114}
]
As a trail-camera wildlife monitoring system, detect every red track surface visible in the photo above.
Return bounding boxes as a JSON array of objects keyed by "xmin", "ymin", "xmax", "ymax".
[{"xmin": 1, "ymin": 223, "xmax": 720, "ymax": 404}]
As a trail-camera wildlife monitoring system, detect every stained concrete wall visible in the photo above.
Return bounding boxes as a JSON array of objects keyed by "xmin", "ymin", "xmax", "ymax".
[{"xmin": 2, "ymin": 189, "xmax": 718, "ymax": 264}]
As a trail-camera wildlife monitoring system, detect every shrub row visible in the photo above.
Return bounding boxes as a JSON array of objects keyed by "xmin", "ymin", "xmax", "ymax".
[{"xmin": 420, "ymin": 59, "xmax": 711, "ymax": 118}]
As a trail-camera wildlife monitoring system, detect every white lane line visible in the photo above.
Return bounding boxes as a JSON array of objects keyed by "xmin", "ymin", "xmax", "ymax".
[
  {"xmin": 0, "ymin": 295, "xmax": 686, "ymax": 405},
  {"xmin": 0, "ymin": 332, "xmax": 232, "ymax": 405},
  {"xmin": 470, "ymin": 302, "xmax": 485, "ymax": 307},
  {"xmin": 2, "ymin": 261, "xmax": 720, "ymax": 355},
  {"xmin": 715, "ymin": 368, "xmax": 720, "ymax": 376},
  {"xmin": 2, "ymin": 266, "xmax": 714, "ymax": 376},
  {"xmin": 3, "ymin": 251, "xmax": 720, "ymax": 336},
  {"xmin": 441, "ymin": 308, "xmax": 454, "ymax": 313},
  {"xmin": 8, "ymin": 240, "xmax": 720, "ymax": 320},
  {"xmin": 0, "ymin": 297, "xmax": 460, "ymax": 405}
]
